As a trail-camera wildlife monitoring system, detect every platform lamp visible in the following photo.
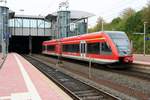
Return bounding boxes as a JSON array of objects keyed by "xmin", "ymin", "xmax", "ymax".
[
  {"xmin": 0, "ymin": 0, "xmax": 7, "ymax": 6},
  {"xmin": 101, "ymin": 20, "xmax": 104, "ymax": 31},
  {"xmin": 19, "ymin": 9, "xmax": 24, "ymax": 35},
  {"xmin": 143, "ymin": 22, "xmax": 147, "ymax": 56}
]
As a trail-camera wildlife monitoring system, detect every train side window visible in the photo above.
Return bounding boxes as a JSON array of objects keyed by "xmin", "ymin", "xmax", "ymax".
[
  {"xmin": 73, "ymin": 44, "xmax": 79, "ymax": 52},
  {"xmin": 44, "ymin": 46, "xmax": 47, "ymax": 51},
  {"xmin": 63, "ymin": 45, "xmax": 68, "ymax": 52},
  {"xmin": 47, "ymin": 45, "xmax": 55, "ymax": 51},
  {"xmin": 42, "ymin": 46, "xmax": 45, "ymax": 51},
  {"xmin": 87, "ymin": 43, "xmax": 100, "ymax": 54},
  {"xmin": 63, "ymin": 44, "xmax": 79, "ymax": 52},
  {"xmin": 101, "ymin": 42, "xmax": 112, "ymax": 55}
]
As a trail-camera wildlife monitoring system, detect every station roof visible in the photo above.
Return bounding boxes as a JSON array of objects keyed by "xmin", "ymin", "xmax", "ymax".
[
  {"xmin": 9, "ymin": 10, "xmax": 94, "ymax": 21},
  {"xmin": 45, "ymin": 14, "xmax": 57, "ymax": 21},
  {"xmin": 9, "ymin": 10, "xmax": 15, "ymax": 18},
  {"xmin": 46, "ymin": 10, "xmax": 95, "ymax": 20},
  {"xmin": 8, "ymin": 9, "xmax": 45, "ymax": 19},
  {"xmin": 13, "ymin": 14, "xmax": 45, "ymax": 19}
]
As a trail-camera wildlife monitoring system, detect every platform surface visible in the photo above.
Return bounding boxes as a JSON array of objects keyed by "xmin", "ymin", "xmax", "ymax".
[
  {"xmin": 134, "ymin": 54, "xmax": 150, "ymax": 65},
  {"xmin": 0, "ymin": 53, "xmax": 5, "ymax": 67},
  {"xmin": 0, "ymin": 53, "xmax": 72, "ymax": 100}
]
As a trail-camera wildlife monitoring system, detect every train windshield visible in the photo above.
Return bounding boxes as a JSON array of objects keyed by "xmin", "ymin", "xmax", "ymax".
[{"xmin": 106, "ymin": 32, "xmax": 131, "ymax": 56}]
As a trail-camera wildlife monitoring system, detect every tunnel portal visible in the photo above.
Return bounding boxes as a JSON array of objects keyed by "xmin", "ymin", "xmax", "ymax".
[{"xmin": 9, "ymin": 36, "xmax": 50, "ymax": 54}]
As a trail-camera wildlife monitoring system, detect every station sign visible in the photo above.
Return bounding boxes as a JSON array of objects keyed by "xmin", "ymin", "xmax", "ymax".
[{"xmin": 145, "ymin": 37, "xmax": 150, "ymax": 40}]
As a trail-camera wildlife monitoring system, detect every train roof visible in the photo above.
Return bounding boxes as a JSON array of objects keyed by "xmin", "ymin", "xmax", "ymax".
[
  {"xmin": 60, "ymin": 31, "xmax": 125, "ymax": 41},
  {"xmin": 104, "ymin": 31, "xmax": 128, "ymax": 39},
  {"xmin": 43, "ymin": 39, "xmax": 58, "ymax": 45},
  {"xmin": 60, "ymin": 32, "xmax": 103, "ymax": 42},
  {"xmin": 43, "ymin": 31, "xmax": 126, "ymax": 44},
  {"xmin": 104, "ymin": 31, "xmax": 125, "ymax": 33}
]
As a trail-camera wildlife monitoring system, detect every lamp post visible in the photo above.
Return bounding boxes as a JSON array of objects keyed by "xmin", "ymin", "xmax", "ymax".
[
  {"xmin": 19, "ymin": 9, "xmax": 24, "ymax": 35},
  {"xmin": 101, "ymin": 20, "xmax": 104, "ymax": 31},
  {"xmin": 0, "ymin": 0, "xmax": 7, "ymax": 6},
  {"xmin": 143, "ymin": 22, "xmax": 147, "ymax": 56}
]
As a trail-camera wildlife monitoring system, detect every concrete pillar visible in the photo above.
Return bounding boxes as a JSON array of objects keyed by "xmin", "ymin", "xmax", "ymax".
[
  {"xmin": 0, "ymin": 6, "xmax": 9, "ymax": 58},
  {"xmin": 29, "ymin": 35, "xmax": 32, "ymax": 55}
]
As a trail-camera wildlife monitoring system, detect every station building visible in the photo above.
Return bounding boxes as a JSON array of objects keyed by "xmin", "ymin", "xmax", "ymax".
[
  {"xmin": 0, "ymin": 5, "xmax": 94, "ymax": 59},
  {"xmin": 9, "ymin": 14, "xmax": 51, "ymax": 54}
]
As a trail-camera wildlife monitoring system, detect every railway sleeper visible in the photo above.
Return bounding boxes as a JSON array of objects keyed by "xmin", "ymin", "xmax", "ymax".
[
  {"xmin": 77, "ymin": 92, "xmax": 101, "ymax": 97},
  {"xmin": 74, "ymin": 89, "xmax": 96, "ymax": 94},
  {"xmin": 80, "ymin": 95, "xmax": 105, "ymax": 100}
]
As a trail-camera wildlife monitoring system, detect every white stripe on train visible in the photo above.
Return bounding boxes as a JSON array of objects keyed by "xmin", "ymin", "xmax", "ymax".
[{"xmin": 43, "ymin": 52, "xmax": 118, "ymax": 64}]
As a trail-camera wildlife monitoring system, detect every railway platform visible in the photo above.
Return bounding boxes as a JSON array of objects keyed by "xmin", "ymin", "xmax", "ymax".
[
  {"xmin": 0, "ymin": 53, "xmax": 72, "ymax": 100},
  {"xmin": 134, "ymin": 54, "xmax": 150, "ymax": 65}
]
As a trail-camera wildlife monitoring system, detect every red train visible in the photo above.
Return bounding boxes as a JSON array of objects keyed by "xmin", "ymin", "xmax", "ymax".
[{"xmin": 42, "ymin": 31, "xmax": 133, "ymax": 64}]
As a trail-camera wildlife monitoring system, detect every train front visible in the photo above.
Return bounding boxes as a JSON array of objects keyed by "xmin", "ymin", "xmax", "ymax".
[{"xmin": 106, "ymin": 31, "xmax": 133, "ymax": 63}]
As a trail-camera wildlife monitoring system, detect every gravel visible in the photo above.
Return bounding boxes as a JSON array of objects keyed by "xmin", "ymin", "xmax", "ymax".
[{"xmin": 33, "ymin": 55, "xmax": 150, "ymax": 99}]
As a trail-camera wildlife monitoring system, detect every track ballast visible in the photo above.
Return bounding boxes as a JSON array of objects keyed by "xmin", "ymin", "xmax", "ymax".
[{"xmin": 24, "ymin": 55, "xmax": 119, "ymax": 100}]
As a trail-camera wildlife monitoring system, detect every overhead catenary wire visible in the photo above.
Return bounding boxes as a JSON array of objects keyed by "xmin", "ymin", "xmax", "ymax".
[
  {"xmin": 88, "ymin": 0, "xmax": 141, "ymax": 27},
  {"xmin": 96, "ymin": 0, "xmax": 144, "ymax": 22},
  {"xmin": 97, "ymin": 0, "xmax": 134, "ymax": 16},
  {"xmin": 89, "ymin": 0, "xmax": 147, "ymax": 30}
]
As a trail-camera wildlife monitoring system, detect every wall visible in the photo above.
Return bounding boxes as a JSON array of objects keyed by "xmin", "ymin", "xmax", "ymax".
[{"xmin": 0, "ymin": 6, "xmax": 9, "ymax": 64}]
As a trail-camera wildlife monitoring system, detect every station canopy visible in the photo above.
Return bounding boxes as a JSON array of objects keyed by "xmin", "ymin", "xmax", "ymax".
[
  {"xmin": 9, "ymin": 10, "xmax": 15, "ymax": 18},
  {"xmin": 45, "ymin": 10, "xmax": 95, "ymax": 20}
]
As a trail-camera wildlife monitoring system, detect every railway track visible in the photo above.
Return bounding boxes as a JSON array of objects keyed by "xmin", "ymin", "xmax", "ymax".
[
  {"xmin": 31, "ymin": 54, "xmax": 150, "ymax": 99},
  {"xmin": 23, "ymin": 55, "xmax": 119, "ymax": 100},
  {"xmin": 99, "ymin": 67, "xmax": 150, "ymax": 81},
  {"xmin": 36, "ymin": 54, "xmax": 150, "ymax": 82}
]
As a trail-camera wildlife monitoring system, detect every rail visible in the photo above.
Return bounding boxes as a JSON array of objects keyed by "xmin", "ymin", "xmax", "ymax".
[{"xmin": 23, "ymin": 55, "xmax": 120, "ymax": 100}]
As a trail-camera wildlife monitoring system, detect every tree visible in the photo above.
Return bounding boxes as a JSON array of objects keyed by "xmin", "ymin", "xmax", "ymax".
[
  {"xmin": 96, "ymin": 16, "xmax": 105, "ymax": 24},
  {"xmin": 108, "ymin": 17, "xmax": 122, "ymax": 31},
  {"xmin": 111, "ymin": 17, "xmax": 121, "ymax": 25},
  {"xmin": 142, "ymin": 1, "xmax": 150, "ymax": 33},
  {"xmin": 125, "ymin": 11, "xmax": 143, "ymax": 33},
  {"xmin": 90, "ymin": 16, "xmax": 106, "ymax": 32},
  {"xmin": 121, "ymin": 8, "xmax": 136, "ymax": 20},
  {"xmin": 112, "ymin": 8, "xmax": 136, "ymax": 32},
  {"xmin": 95, "ymin": 16, "xmax": 105, "ymax": 31}
]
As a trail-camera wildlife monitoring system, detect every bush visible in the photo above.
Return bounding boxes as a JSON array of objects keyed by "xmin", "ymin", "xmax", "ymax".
[{"xmin": 128, "ymin": 33, "xmax": 150, "ymax": 54}]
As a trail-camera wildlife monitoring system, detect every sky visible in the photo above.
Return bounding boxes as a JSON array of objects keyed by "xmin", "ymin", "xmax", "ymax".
[{"xmin": 4, "ymin": 0, "xmax": 149, "ymax": 27}]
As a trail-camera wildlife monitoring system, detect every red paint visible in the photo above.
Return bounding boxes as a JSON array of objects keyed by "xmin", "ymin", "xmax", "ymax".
[
  {"xmin": 0, "ymin": 53, "xmax": 28, "ymax": 97},
  {"xmin": 16, "ymin": 54, "xmax": 65, "ymax": 100},
  {"xmin": 42, "ymin": 31, "xmax": 133, "ymax": 64},
  {"xmin": 0, "ymin": 53, "xmax": 70, "ymax": 99}
]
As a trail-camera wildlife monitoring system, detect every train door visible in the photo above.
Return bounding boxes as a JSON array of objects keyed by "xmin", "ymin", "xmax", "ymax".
[
  {"xmin": 80, "ymin": 40, "xmax": 87, "ymax": 58},
  {"xmin": 45, "ymin": 45, "xmax": 47, "ymax": 53}
]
